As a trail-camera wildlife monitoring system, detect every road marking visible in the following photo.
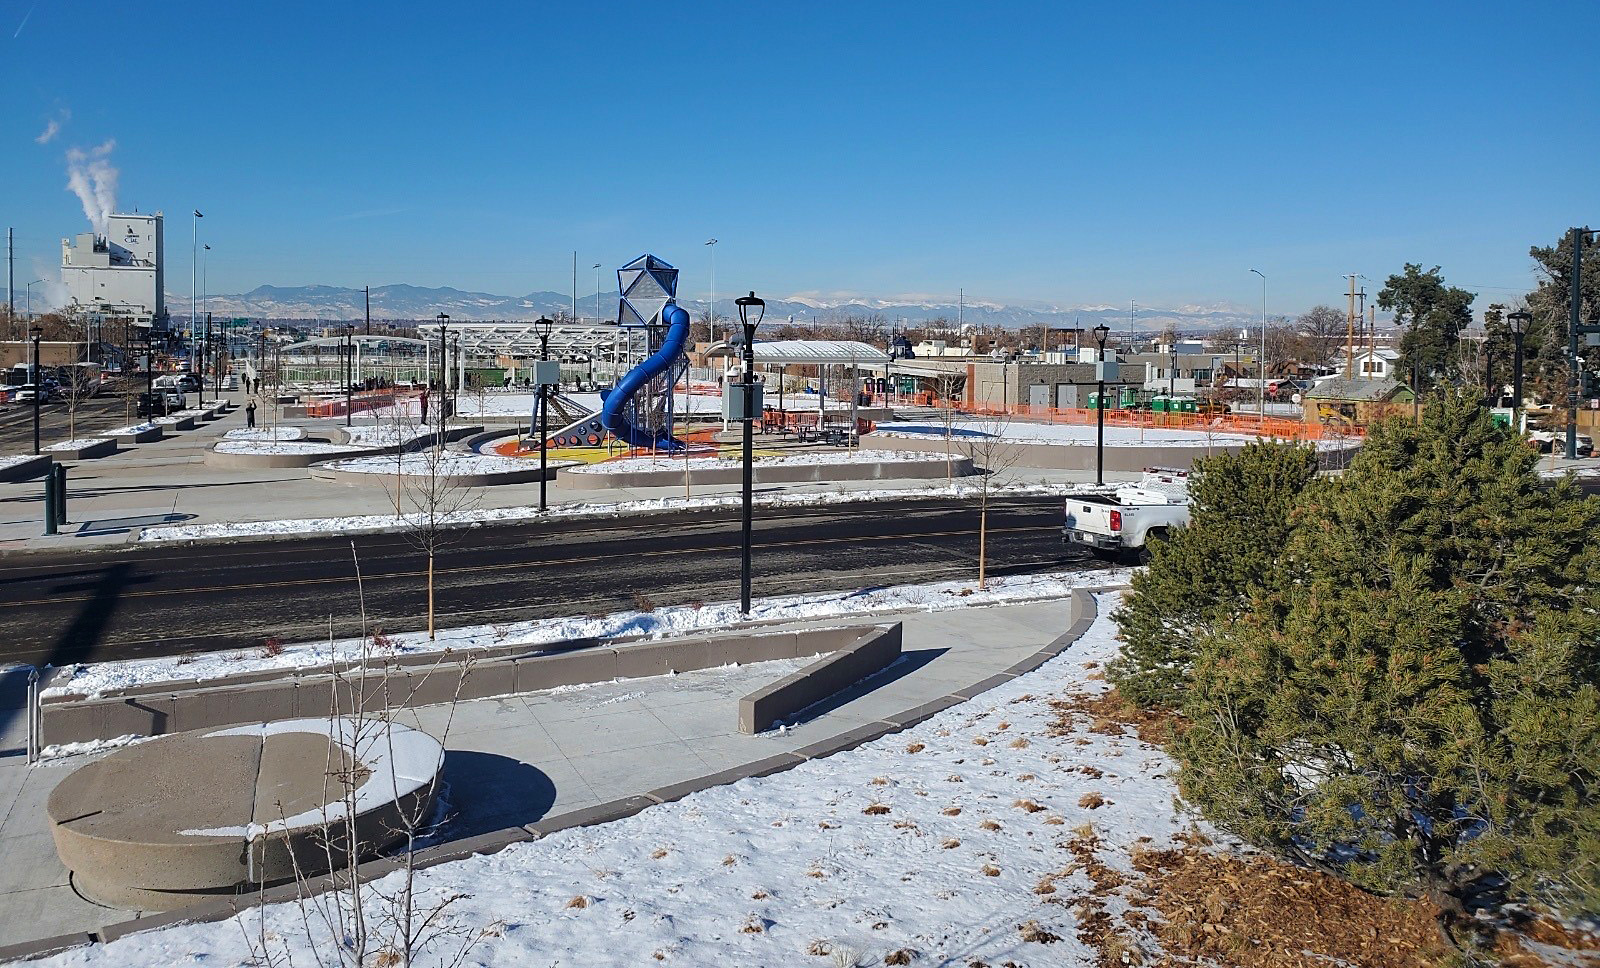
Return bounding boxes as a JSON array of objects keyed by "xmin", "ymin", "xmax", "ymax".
[{"xmin": 0, "ymin": 524, "xmax": 1063, "ymax": 608}]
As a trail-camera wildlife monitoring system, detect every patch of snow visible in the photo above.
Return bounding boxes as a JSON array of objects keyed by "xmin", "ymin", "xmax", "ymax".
[
  {"xmin": 223, "ymin": 427, "xmax": 306, "ymax": 442},
  {"xmin": 325, "ymin": 452, "xmax": 572, "ymax": 476},
  {"xmin": 106, "ymin": 422, "xmax": 158, "ymax": 435},
  {"xmin": 212, "ymin": 440, "xmax": 354, "ymax": 456},
  {"xmin": 571, "ymin": 451, "xmax": 931, "ymax": 474},
  {"xmin": 43, "ymin": 437, "xmax": 111, "ymax": 452},
  {"xmin": 42, "ymin": 569, "xmax": 1128, "ymax": 699},
  {"xmin": 0, "ymin": 453, "xmax": 44, "ymax": 469},
  {"xmin": 38, "ymin": 733, "xmax": 150, "ymax": 761}
]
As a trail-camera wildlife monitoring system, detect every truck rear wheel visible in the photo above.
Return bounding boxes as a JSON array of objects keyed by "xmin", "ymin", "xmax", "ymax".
[{"xmin": 1130, "ymin": 528, "xmax": 1170, "ymax": 566}]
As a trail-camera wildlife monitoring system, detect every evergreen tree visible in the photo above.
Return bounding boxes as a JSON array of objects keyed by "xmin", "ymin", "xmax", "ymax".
[
  {"xmin": 1172, "ymin": 390, "xmax": 1600, "ymax": 928},
  {"xmin": 1107, "ymin": 441, "xmax": 1320, "ymax": 710},
  {"xmin": 1377, "ymin": 264, "xmax": 1475, "ymax": 387}
]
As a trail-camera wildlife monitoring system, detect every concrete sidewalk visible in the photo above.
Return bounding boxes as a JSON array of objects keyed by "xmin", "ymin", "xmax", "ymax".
[
  {"xmin": 0, "ymin": 596, "xmax": 1077, "ymax": 948},
  {"xmin": 0, "ymin": 397, "xmax": 1124, "ymax": 552}
]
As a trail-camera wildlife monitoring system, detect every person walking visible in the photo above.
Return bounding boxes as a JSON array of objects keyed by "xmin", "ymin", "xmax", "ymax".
[
  {"xmin": 246, "ymin": 400, "xmax": 257, "ymax": 429},
  {"xmin": 419, "ymin": 387, "xmax": 431, "ymax": 426}
]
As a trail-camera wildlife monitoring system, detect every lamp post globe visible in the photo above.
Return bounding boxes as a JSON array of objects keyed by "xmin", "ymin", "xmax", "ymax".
[
  {"xmin": 434, "ymin": 313, "xmax": 449, "ymax": 431},
  {"xmin": 734, "ymin": 291, "xmax": 765, "ymax": 616},
  {"xmin": 1093, "ymin": 324, "xmax": 1111, "ymax": 486}
]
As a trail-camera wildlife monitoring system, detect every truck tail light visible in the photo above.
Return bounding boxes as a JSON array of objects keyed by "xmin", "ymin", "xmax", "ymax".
[{"xmin": 1109, "ymin": 510, "xmax": 1122, "ymax": 532}]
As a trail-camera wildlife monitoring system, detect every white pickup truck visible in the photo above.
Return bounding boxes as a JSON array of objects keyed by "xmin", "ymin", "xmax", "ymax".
[{"xmin": 1063, "ymin": 469, "xmax": 1192, "ymax": 563}]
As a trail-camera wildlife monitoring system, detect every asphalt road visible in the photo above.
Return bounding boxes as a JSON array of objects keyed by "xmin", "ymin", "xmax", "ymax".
[
  {"xmin": 0, "ymin": 379, "xmax": 146, "ymax": 449},
  {"xmin": 0, "ymin": 495, "xmax": 1105, "ymax": 669}
]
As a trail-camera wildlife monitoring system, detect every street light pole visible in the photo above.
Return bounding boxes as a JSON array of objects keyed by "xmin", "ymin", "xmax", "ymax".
[
  {"xmin": 1508, "ymin": 311, "xmax": 1530, "ymax": 434},
  {"xmin": 191, "ymin": 210, "xmax": 203, "ymax": 378},
  {"xmin": 536, "ymin": 316, "xmax": 553, "ymax": 513},
  {"xmin": 30, "ymin": 326, "xmax": 43, "ymax": 455},
  {"xmin": 735, "ymin": 291, "xmax": 765, "ymax": 616},
  {"xmin": 705, "ymin": 239, "xmax": 718, "ymax": 343},
  {"xmin": 1093, "ymin": 324, "xmax": 1111, "ymax": 486},
  {"xmin": 1250, "ymin": 269, "xmax": 1266, "ymax": 423},
  {"xmin": 435, "ymin": 313, "xmax": 449, "ymax": 439},
  {"xmin": 344, "ymin": 324, "xmax": 354, "ymax": 427}
]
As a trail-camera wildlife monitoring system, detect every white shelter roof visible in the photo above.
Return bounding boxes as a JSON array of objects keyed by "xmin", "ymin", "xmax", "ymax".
[
  {"xmin": 415, "ymin": 322, "xmax": 629, "ymax": 359},
  {"xmin": 704, "ymin": 339, "xmax": 890, "ymax": 366}
]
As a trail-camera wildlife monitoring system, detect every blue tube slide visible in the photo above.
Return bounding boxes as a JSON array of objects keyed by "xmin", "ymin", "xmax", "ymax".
[{"xmin": 600, "ymin": 302, "xmax": 689, "ymax": 449}]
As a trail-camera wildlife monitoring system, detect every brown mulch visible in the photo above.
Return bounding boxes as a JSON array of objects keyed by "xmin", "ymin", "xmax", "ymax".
[{"xmin": 1127, "ymin": 846, "xmax": 1449, "ymax": 967}]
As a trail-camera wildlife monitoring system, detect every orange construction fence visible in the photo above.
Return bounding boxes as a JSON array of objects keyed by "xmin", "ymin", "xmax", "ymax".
[{"xmin": 886, "ymin": 397, "xmax": 1363, "ymax": 444}]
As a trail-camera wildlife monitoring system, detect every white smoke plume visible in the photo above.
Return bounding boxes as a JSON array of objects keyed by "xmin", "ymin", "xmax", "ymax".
[
  {"xmin": 65, "ymin": 139, "xmax": 118, "ymax": 236},
  {"xmin": 34, "ymin": 119, "xmax": 60, "ymax": 144}
]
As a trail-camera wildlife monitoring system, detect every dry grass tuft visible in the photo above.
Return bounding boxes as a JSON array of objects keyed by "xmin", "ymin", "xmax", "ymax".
[
  {"xmin": 863, "ymin": 803, "xmax": 891, "ymax": 816},
  {"xmin": 884, "ymin": 949, "xmax": 917, "ymax": 965},
  {"xmin": 972, "ymin": 736, "xmax": 989, "ymax": 747},
  {"xmin": 1013, "ymin": 798, "xmax": 1047, "ymax": 813},
  {"xmin": 1078, "ymin": 792, "xmax": 1107, "ymax": 809},
  {"xmin": 942, "ymin": 806, "xmax": 962, "ymax": 816},
  {"xmin": 1044, "ymin": 815, "xmax": 1066, "ymax": 825},
  {"xmin": 870, "ymin": 776, "xmax": 890, "ymax": 786},
  {"xmin": 722, "ymin": 854, "xmax": 737, "ymax": 867},
  {"xmin": 979, "ymin": 819, "xmax": 1002, "ymax": 832},
  {"xmin": 565, "ymin": 895, "xmax": 588, "ymax": 909},
  {"xmin": 1017, "ymin": 920, "xmax": 1062, "ymax": 944},
  {"xmin": 941, "ymin": 838, "xmax": 961, "ymax": 849},
  {"xmin": 806, "ymin": 868, "xmax": 827, "ymax": 879},
  {"xmin": 1033, "ymin": 877, "xmax": 1057, "ymax": 895},
  {"xmin": 806, "ymin": 939, "xmax": 832, "ymax": 956},
  {"xmin": 740, "ymin": 916, "xmax": 766, "ymax": 934},
  {"xmin": 980, "ymin": 864, "xmax": 1001, "ymax": 877},
  {"xmin": 1009, "ymin": 737, "xmax": 1030, "ymax": 749},
  {"xmin": 905, "ymin": 742, "xmax": 926, "ymax": 753},
  {"xmin": 996, "ymin": 720, "xmax": 1010, "ymax": 730},
  {"xmin": 751, "ymin": 889, "xmax": 770, "ymax": 900},
  {"xmin": 650, "ymin": 847, "xmax": 668, "ymax": 859}
]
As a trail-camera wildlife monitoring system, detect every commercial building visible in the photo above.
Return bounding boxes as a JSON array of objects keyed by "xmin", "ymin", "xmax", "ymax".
[{"xmin": 61, "ymin": 213, "xmax": 166, "ymax": 330}]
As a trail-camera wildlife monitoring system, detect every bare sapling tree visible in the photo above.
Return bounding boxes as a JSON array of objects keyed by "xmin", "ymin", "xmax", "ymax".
[
  {"xmin": 237, "ymin": 541, "xmax": 495, "ymax": 968},
  {"xmin": 401, "ymin": 440, "xmax": 478, "ymax": 640},
  {"xmin": 957, "ymin": 413, "xmax": 1024, "ymax": 590},
  {"xmin": 936, "ymin": 372, "xmax": 963, "ymax": 486},
  {"xmin": 386, "ymin": 395, "xmax": 424, "ymax": 516},
  {"xmin": 60, "ymin": 365, "xmax": 95, "ymax": 441}
]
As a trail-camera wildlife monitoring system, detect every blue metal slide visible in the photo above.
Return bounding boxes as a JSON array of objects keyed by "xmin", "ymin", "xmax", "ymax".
[{"xmin": 600, "ymin": 302, "xmax": 690, "ymax": 450}]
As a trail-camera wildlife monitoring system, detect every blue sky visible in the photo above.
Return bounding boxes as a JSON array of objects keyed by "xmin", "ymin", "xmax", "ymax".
[{"xmin": 3, "ymin": 0, "xmax": 1596, "ymax": 316}]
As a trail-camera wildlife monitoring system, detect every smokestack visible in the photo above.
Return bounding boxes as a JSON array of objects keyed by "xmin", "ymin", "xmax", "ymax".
[{"xmin": 65, "ymin": 140, "xmax": 119, "ymax": 236}]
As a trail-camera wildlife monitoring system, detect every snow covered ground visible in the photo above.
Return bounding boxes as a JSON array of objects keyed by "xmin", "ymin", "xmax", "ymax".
[
  {"xmin": 33, "ymin": 592, "xmax": 1193, "ymax": 968},
  {"xmin": 571, "ymin": 451, "xmax": 931, "ymax": 474},
  {"xmin": 342, "ymin": 424, "xmax": 429, "ymax": 449},
  {"xmin": 223, "ymin": 426, "xmax": 306, "ymax": 442},
  {"xmin": 212, "ymin": 440, "xmax": 354, "ymax": 456},
  {"xmin": 138, "ymin": 480, "xmax": 1094, "ymax": 544},
  {"xmin": 376, "ymin": 391, "xmax": 873, "ymax": 420},
  {"xmin": 105, "ymin": 422, "xmax": 158, "ymax": 436},
  {"xmin": 43, "ymin": 569, "xmax": 1127, "ymax": 699},
  {"xmin": 0, "ymin": 454, "xmax": 40, "ymax": 470}
]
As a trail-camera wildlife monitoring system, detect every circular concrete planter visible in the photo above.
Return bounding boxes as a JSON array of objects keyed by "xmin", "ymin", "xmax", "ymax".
[
  {"xmin": 110, "ymin": 425, "xmax": 163, "ymax": 444},
  {"xmin": 312, "ymin": 453, "xmax": 579, "ymax": 487},
  {"xmin": 42, "ymin": 438, "xmax": 117, "ymax": 460},
  {"xmin": 204, "ymin": 442, "xmax": 372, "ymax": 469},
  {"xmin": 48, "ymin": 719, "xmax": 442, "ymax": 910}
]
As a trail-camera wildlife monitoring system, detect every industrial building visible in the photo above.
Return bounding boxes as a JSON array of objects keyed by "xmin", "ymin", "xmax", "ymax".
[{"xmin": 61, "ymin": 213, "xmax": 166, "ymax": 330}]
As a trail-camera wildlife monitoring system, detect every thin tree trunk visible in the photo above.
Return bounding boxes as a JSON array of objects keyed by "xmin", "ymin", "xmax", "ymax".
[
  {"xmin": 978, "ymin": 500, "xmax": 988, "ymax": 589},
  {"xmin": 428, "ymin": 553, "xmax": 435, "ymax": 640}
]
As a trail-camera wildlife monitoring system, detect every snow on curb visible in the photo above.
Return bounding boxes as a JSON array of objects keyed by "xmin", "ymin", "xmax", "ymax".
[
  {"xmin": 571, "ymin": 451, "xmax": 932, "ymax": 474},
  {"xmin": 32, "ymin": 592, "xmax": 1204, "ymax": 968},
  {"xmin": 42, "ymin": 568, "xmax": 1130, "ymax": 700},
  {"xmin": 137, "ymin": 481, "xmax": 1091, "ymax": 544}
]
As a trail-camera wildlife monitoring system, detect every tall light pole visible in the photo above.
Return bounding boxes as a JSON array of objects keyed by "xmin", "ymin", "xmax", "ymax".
[
  {"xmin": 435, "ymin": 313, "xmax": 449, "ymax": 438},
  {"xmin": 191, "ymin": 210, "xmax": 203, "ymax": 375},
  {"xmin": 536, "ymin": 316, "xmax": 554, "ymax": 512},
  {"xmin": 344, "ymin": 324, "xmax": 355, "ymax": 427},
  {"xmin": 1249, "ymin": 269, "xmax": 1266, "ymax": 421},
  {"xmin": 26, "ymin": 279, "xmax": 42, "ymax": 318},
  {"xmin": 705, "ymin": 239, "xmax": 718, "ymax": 342},
  {"xmin": 1093, "ymin": 323, "xmax": 1111, "ymax": 486},
  {"xmin": 1508, "ymin": 311, "xmax": 1530, "ymax": 434},
  {"xmin": 735, "ymin": 291, "xmax": 765, "ymax": 615},
  {"xmin": 30, "ymin": 325, "xmax": 43, "ymax": 455}
]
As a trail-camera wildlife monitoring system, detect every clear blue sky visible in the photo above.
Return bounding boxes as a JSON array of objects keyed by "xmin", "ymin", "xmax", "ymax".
[{"xmin": 3, "ymin": 0, "xmax": 1596, "ymax": 316}]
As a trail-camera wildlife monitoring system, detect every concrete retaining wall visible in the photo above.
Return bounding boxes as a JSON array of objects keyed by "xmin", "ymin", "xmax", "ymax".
[
  {"xmin": 0, "ymin": 454, "xmax": 53, "ymax": 483},
  {"xmin": 203, "ymin": 426, "xmax": 485, "ymax": 471},
  {"xmin": 154, "ymin": 415, "xmax": 195, "ymax": 431},
  {"xmin": 39, "ymin": 624, "xmax": 884, "ymax": 746},
  {"xmin": 739, "ymin": 624, "xmax": 901, "ymax": 733},
  {"xmin": 860, "ymin": 430, "xmax": 1245, "ymax": 472},
  {"xmin": 559, "ymin": 455, "xmax": 975, "ymax": 490},
  {"xmin": 43, "ymin": 439, "xmax": 116, "ymax": 461}
]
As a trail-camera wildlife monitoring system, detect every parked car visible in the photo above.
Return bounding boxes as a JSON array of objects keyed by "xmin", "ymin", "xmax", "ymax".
[
  {"xmin": 137, "ymin": 391, "xmax": 169, "ymax": 418},
  {"xmin": 162, "ymin": 389, "xmax": 186, "ymax": 411},
  {"xmin": 11, "ymin": 383, "xmax": 61, "ymax": 402},
  {"xmin": 1064, "ymin": 468, "xmax": 1192, "ymax": 564},
  {"xmin": 176, "ymin": 373, "xmax": 202, "ymax": 393}
]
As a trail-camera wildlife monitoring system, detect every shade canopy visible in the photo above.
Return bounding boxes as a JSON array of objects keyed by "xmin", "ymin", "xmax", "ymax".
[{"xmin": 702, "ymin": 339, "xmax": 890, "ymax": 366}]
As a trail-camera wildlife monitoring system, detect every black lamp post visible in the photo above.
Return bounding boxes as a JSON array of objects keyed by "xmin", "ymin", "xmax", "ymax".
[
  {"xmin": 735, "ymin": 291, "xmax": 765, "ymax": 615},
  {"xmin": 29, "ymin": 325, "xmax": 43, "ymax": 455},
  {"xmin": 435, "ymin": 313, "xmax": 449, "ymax": 433},
  {"xmin": 344, "ymin": 324, "xmax": 355, "ymax": 427},
  {"xmin": 535, "ymin": 315, "xmax": 554, "ymax": 513},
  {"xmin": 1093, "ymin": 324, "xmax": 1110, "ymax": 486},
  {"xmin": 146, "ymin": 329, "xmax": 157, "ymax": 417},
  {"xmin": 1508, "ymin": 310, "xmax": 1531, "ymax": 434}
]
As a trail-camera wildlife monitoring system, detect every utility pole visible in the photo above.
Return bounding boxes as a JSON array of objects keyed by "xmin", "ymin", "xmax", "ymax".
[
  {"xmin": 364, "ymin": 286, "xmax": 370, "ymax": 336},
  {"xmin": 572, "ymin": 250, "xmax": 578, "ymax": 323},
  {"xmin": 6, "ymin": 227, "xmax": 13, "ymax": 323},
  {"xmin": 1345, "ymin": 274, "xmax": 1358, "ymax": 379}
]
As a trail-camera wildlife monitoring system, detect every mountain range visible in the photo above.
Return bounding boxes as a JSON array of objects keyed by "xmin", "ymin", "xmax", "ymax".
[{"xmin": 161, "ymin": 284, "xmax": 1270, "ymax": 333}]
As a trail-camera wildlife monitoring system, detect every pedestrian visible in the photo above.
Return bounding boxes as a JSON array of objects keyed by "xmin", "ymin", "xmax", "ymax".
[
  {"xmin": 419, "ymin": 387, "xmax": 430, "ymax": 425},
  {"xmin": 246, "ymin": 400, "xmax": 257, "ymax": 429}
]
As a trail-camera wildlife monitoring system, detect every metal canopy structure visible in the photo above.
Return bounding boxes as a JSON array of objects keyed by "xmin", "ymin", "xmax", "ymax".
[
  {"xmin": 701, "ymin": 339, "xmax": 890, "ymax": 366},
  {"xmin": 415, "ymin": 322, "xmax": 624, "ymax": 360}
]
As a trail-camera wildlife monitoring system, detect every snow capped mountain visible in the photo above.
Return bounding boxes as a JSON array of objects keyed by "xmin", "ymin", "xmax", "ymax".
[{"xmin": 170, "ymin": 284, "xmax": 1265, "ymax": 332}]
